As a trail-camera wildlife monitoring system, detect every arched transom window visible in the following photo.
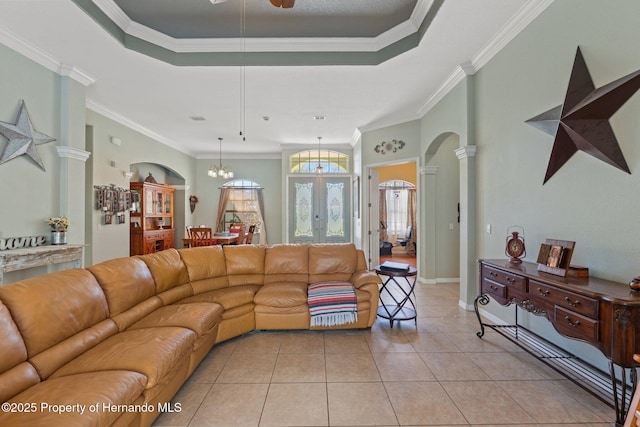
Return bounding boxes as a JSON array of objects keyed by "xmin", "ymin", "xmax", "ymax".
[{"xmin": 289, "ymin": 149, "xmax": 349, "ymax": 174}]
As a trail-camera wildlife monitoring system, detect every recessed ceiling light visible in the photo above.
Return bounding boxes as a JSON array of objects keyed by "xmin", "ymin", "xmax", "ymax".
[
  {"xmin": 314, "ymin": 116, "xmax": 326, "ymax": 120},
  {"xmin": 263, "ymin": 116, "xmax": 270, "ymax": 121},
  {"xmin": 190, "ymin": 116, "xmax": 206, "ymax": 121},
  {"xmin": 210, "ymin": 0, "xmax": 229, "ymax": 4}
]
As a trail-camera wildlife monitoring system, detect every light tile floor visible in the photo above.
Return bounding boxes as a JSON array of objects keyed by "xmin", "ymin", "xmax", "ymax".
[{"xmin": 153, "ymin": 281, "xmax": 615, "ymax": 427}]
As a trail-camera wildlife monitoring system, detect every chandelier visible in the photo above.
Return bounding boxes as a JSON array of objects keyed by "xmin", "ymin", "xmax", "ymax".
[
  {"xmin": 316, "ymin": 136, "xmax": 323, "ymax": 174},
  {"xmin": 208, "ymin": 137, "xmax": 234, "ymax": 179}
]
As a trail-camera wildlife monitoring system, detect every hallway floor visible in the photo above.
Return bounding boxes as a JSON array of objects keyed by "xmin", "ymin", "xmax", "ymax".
[{"xmin": 153, "ymin": 281, "xmax": 614, "ymax": 427}]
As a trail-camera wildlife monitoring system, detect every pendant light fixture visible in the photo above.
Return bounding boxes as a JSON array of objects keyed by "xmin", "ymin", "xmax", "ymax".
[
  {"xmin": 316, "ymin": 136, "xmax": 323, "ymax": 175},
  {"xmin": 239, "ymin": 0, "xmax": 246, "ymax": 142},
  {"xmin": 208, "ymin": 137, "xmax": 234, "ymax": 179}
]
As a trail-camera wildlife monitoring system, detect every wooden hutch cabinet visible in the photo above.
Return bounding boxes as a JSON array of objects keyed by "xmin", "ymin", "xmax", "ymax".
[{"xmin": 129, "ymin": 182, "xmax": 175, "ymax": 255}]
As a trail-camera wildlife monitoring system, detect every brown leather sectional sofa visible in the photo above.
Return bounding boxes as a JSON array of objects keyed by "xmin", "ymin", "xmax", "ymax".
[{"xmin": 0, "ymin": 243, "xmax": 380, "ymax": 427}]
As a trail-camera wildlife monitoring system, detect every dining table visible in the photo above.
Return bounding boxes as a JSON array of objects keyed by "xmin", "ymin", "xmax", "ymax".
[{"xmin": 182, "ymin": 232, "xmax": 239, "ymax": 248}]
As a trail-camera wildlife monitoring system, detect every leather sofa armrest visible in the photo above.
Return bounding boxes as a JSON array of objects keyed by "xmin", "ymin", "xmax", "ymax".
[{"xmin": 350, "ymin": 270, "xmax": 382, "ymax": 288}]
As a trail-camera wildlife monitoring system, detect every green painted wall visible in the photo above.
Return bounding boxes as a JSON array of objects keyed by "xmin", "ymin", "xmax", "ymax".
[
  {"xmin": 85, "ymin": 110, "xmax": 196, "ymax": 264},
  {"xmin": 194, "ymin": 157, "xmax": 282, "ymax": 245},
  {"xmin": 0, "ymin": 43, "xmax": 89, "ymax": 283},
  {"xmin": 414, "ymin": 0, "xmax": 640, "ymax": 371}
]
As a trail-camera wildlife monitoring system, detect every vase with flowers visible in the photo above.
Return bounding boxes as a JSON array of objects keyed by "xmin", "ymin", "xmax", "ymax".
[{"xmin": 48, "ymin": 216, "xmax": 69, "ymax": 245}]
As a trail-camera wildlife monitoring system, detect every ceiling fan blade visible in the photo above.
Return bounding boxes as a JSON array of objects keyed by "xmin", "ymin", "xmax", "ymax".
[{"xmin": 269, "ymin": 0, "xmax": 294, "ymax": 8}]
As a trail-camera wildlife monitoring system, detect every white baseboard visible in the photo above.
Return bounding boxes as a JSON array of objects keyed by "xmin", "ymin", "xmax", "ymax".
[{"xmin": 417, "ymin": 277, "xmax": 460, "ymax": 285}]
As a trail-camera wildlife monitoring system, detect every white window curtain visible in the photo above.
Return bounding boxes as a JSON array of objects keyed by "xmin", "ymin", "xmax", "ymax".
[
  {"xmin": 385, "ymin": 189, "xmax": 409, "ymax": 242},
  {"xmin": 215, "ymin": 183, "xmax": 267, "ymax": 244}
]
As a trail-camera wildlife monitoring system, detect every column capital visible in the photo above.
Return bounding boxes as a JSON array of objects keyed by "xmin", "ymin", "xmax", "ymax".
[
  {"xmin": 419, "ymin": 166, "xmax": 439, "ymax": 175},
  {"xmin": 56, "ymin": 146, "xmax": 91, "ymax": 162},
  {"xmin": 455, "ymin": 146, "xmax": 477, "ymax": 160}
]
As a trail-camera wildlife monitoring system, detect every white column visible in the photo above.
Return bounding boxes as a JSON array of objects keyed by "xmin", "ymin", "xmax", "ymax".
[
  {"xmin": 418, "ymin": 165, "xmax": 438, "ymax": 283},
  {"xmin": 455, "ymin": 146, "xmax": 477, "ymax": 309}
]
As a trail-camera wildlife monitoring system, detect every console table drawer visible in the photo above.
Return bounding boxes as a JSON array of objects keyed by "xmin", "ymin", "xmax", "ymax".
[
  {"xmin": 482, "ymin": 265, "xmax": 526, "ymax": 292},
  {"xmin": 555, "ymin": 306, "xmax": 599, "ymax": 342},
  {"xmin": 481, "ymin": 278, "xmax": 507, "ymax": 299},
  {"xmin": 529, "ymin": 280, "xmax": 598, "ymax": 319}
]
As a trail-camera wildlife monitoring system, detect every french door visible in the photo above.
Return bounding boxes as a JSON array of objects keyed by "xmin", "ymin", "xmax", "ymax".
[{"xmin": 288, "ymin": 176, "xmax": 351, "ymax": 244}]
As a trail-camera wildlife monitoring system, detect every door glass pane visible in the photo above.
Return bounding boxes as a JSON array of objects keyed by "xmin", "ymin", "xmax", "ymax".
[
  {"xmin": 325, "ymin": 182, "xmax": 344, "ymax": 237},
  {"xmin": 294, "ymin": 182, "xmax": 314, "ymax": 237}
]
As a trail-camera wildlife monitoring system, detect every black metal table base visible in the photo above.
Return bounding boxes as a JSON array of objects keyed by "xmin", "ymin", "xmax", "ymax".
[
  {"xmin": 376, "ymin": 266, "xmax": 417, "ymax": 328},
  {"xmin": 474, "ymin": 293, "xmax": 637, "ymax": 426}
]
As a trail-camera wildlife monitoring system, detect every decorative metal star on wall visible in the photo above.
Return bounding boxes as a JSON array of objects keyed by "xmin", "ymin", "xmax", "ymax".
[
  {"xmin": 0, "ymin": 100, "xmax": 56, "ymax": 171},
  {"xmin": 526, "ymin": 47, "xmax": 640, "ymax": 184}
]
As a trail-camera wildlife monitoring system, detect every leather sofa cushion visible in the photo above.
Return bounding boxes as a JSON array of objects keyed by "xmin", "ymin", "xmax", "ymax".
[
  {"xmin": 179, "ymin": 246, "xmax": 229, "ymax": 295},
  {"xmin": 0, "ymin": 301, "xmax": 41, "ymax": 403},
  {"xmin": 254, "ymin": 283, "xmax": 308, "ymax": 308},
  {"xmin": 29, "ymin": 319, "xmax": 118, "ymax": 381},
  {"xmin": 351, "ymin": 270, "xmax": 382, "ymax": 288},
  {"xmin": 265, "ymin": 244, "xmax": 309, "ymax": 273},
  {"xmin": 89, "ymin": 257, "xmax": 156, "ymax": 316},
  {"xmin": 0, "ymin": 370, "xmax": 146, "ymax": 427},
  {"xmin": 51, "ymin": 327, "xmax": 196, "ymax": 389},
  {"xmin": 0, "ymin": 301, "xmax": 28, "ymax": 374},
  {"xmin": 179, "ymin": 246, "xmax": 227, "ymax": 282},
  {"xmin": 308, "ymin": 243, "xmax": 357, "ymax": 283},
  {"xmin": 128, "ymin": 302, "xmax": 223, "ymax": 336},
  {"xmin": 179, "ymin": 285, "xmax": 259, "ymax": 310},
  {"xmin": 223, "ymin": 245, "xmax": 265, "ymax": 286},
  {"xmin": 220, "ymin": 303, "xmax": 255, "ymax": 320},
  {"xmin": 0, "ymin": 269, "xmax": 109, "ymax": 357},
  {"xmin": 0, "ymin": 362, "xmax": 41, "ymax": 406},
  {"xmin": 138, "ymin": 249, "xmax": 190, "ymax": 294}
]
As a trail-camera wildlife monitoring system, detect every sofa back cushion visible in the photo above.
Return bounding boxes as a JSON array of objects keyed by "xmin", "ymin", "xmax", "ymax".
[
  {"xmin": 264, "ymin": 244, "xmax": 309, "ymax": 284},
  {"xmin": 178, "ymin": 246, "xmax": 229, "ymax": 295},
  {"xmin": 138, "ymin": 249, "xmax": 190, "ymax": 293},
  {"xmin": 308, "ymin": 243, "xmax": 357, "ymax": 283},
  {"xmin": 223, "ymin": 245, "xmax": 265, "ymax": 286},
  {"xmin": 0, "ymin": 300, "xmax": 41, "ymax": 403},
  {"xmin": 0, "ymin": 269, "xmax": 109, "ymax": 357},
  {"xmin": 88, "ymin": 257, "xmax": 156, "ymax": 316},
  {"xmin": 138, "ymin": 249, "xmax": 192, "ymax": 304}
]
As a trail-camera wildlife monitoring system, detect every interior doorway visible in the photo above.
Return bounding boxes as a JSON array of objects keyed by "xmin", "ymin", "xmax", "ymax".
[{"xmin": 366, "ymin": 160, "xmax": 418, "ymax": 269}]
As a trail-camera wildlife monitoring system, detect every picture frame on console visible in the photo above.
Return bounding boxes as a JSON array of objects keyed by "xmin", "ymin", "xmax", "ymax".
[{"xmin": 536, "ymin": 238, "xmax": 575, "ymax": 277}]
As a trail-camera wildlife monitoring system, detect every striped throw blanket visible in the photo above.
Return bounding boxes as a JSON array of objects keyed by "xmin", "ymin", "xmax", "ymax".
[{"xmin": 308, "ymin": 281, "xmax": 357, "ymax": 327}]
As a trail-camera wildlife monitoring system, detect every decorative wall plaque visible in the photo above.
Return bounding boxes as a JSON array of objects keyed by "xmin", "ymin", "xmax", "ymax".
[
  {"xmin": 374, "ymin": 139, "xmax": 405, "ymax": 154},
  {"xmin": 94, "ymin": 184, "xmax": 131, "ymax": 225},
  {"xmin": 526, "ymin": 47, "xmax": 640, "ymax": 184},
  {"xmin": 0, "ymin": 100, "xmax": 56, "ymax": 171}
]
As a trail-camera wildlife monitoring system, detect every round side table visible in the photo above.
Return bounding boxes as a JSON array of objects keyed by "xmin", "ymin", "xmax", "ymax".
[{"xmin": 375, "ymin": 265, "xmax": 418, "ymax": 328}]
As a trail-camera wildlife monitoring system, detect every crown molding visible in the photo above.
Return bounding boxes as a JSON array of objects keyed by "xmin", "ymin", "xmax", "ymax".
[
  {"xmin": 416, "ymin": 65, "xmax": 468, "ymax": 117},
  {"xmin": 92, "ymin": 0, "xmax": 429, "ymax": 54},
  {"xmin": 350, "ymin": 128, "xmax": 363, "ymax": 148},
  {"xmin": 86, "ymin": 98, "xmax": 194, "ymax": 157},
  {"xmin": 196, "ymin": 152, "xmax": 282, "ymax": 160},
  {"xmin": 416, "ymin": 0, "xmax": 554, "ymax": 118},
  {"xmin": 0, "ymin": 25, "xmax": 95, "ymax": 87},
  {"xmin": 59, "ymin": 64, "xmax": 96, "ymax": 86},
  {"xmin": 56, "ymin": 146, "xmax": 91, "ymax": 162},
  {"xmin": 471, "ymin": 0, "xmax": 554, "ymax": 71}
]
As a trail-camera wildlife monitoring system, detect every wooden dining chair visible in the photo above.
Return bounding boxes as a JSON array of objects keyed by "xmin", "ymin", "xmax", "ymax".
[
  {"xmin": 245, "ymin": 224, "xmax": 256, "ymax": 244},
  {"xmin": 189, "ymin": 227, "xmax": 217, "ymax": 247},
  {"xmin": 229, "ymin": 223, "xmax": 246, "ymax": 245}
]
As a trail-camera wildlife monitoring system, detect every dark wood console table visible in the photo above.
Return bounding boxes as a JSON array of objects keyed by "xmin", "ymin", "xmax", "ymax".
[{"xmin": 475, "ymin": 259, "xmax": 640, "ymax": 426}]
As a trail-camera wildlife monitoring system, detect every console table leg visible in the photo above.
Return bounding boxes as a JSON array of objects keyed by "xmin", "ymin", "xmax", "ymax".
[
  {"xmin": 610, "ymin": 362, "xmax": 638, "ymax": 426},
  {"xmin": 474, "ymin": 294, "xmax": 490, "ymax": 338}
]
